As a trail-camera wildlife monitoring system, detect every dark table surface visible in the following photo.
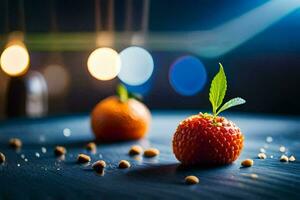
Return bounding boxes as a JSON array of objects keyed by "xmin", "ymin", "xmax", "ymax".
[{"xmin": 0, "ymin": 111, "xmax": 299, "ymax": 200}]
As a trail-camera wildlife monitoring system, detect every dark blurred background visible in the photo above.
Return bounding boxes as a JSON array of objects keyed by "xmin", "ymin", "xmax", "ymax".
[{"xmin": 0, "ymin": 0, "xmax": 300, "ymax": 119}]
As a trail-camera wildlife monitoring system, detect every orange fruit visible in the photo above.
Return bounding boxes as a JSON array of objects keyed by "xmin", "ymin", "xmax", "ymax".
[{"xmin": 91, "ymin": 96, "xmax": 151, "ymax": 142}]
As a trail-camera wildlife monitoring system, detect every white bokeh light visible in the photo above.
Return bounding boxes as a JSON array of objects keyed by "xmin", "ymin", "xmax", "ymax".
[
  {"xmin": 87, "ymin": 47, "xmax": 121, "ymax": 81},
  {"xmin": 0, "ymin": 44, "xmax": 30, "ymax": 77},
  {"xmin": 118, "ymin": 46, "xmax": 154, "ymax": 86}
]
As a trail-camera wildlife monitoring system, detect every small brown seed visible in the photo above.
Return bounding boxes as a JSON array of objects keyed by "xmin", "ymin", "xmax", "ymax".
[
  {"xmin": 241, "ymin": 159, "xmax": 254, "ymax": 167},
  {"xmin": 289, "ymin": 155, "xmax": 296, "ymax": 162},
  {"xmin": 0, "ymin": 152, "xmax": 5, "ymax": 163},
  {"xmin": 129, "ymin": 145, "xmax": 143, "ymax": 156},
  {"xmin": 54, "ymin": 146, "xmax": 66, "ymax": 157},
  {"xmin": 280, "ymin": 155, "xmax": 288, "ymax": 162},
  {"xmin": 86, "ymin": 142, "xmax": 97, "ymax": 151},
  {"xmin": 118, "ymin": 160, "xmax": 131, "ymax": 169},
  {"xmin": 258, "ymin": 153, "xmax": 267, "ymax": 159},
  {"xmin": 144, "ymin": 148, "xmax": 160, "ymax": 157},
  {"xmin": 92, "ymin": 160, "xmax": 106, "ymax": 173},
  {"xmin": 185, "ymin": 175, "xmax": 199, "ymax": 185},
  {"xmin": 77, "ymin": 154, "xmax": 91, "ymax": 163},
  {"xmin": 9, "ymin": 138, "xmax": 22, "ymax": 149}
]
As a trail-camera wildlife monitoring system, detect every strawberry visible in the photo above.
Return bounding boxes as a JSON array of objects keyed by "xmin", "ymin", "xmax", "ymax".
[{"xmin": 172, "ymin": 63, "xmax": 246, "ymax": 166}]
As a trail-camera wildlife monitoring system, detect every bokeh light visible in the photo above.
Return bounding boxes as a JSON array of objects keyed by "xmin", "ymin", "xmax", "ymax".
[
  {"xmin": 87, "ymin": 47, "xmax": 121, "ymax": 81},
  {"xmin": 118, "ymin": 46, "xmax": 154, "ymax": 86},
  {"xmin": 42, "ymin": 64, "xmax": 70, "ymax": 97},
  {"xmin": 0, "ymin": 44, "xmax": 30, "ymax": 77},
  {"xmin": 169, "ymin": 56, "xmax": 207, "ymax": 96},
  {"xmin": 26, "ymin": 71, "xmax": 48, "ymax": 117}
]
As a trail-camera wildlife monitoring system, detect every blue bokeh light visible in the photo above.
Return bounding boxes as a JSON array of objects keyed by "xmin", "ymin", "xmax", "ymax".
[
  {"xmin": 169, "ymin": 56, "xmax": 207, "ymax": 96},
  {"xmin": 118, "ymin": 46, "xmax": 154, "ymax": 86}
]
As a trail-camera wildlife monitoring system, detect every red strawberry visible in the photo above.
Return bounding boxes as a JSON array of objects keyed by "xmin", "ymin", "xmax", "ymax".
[
  {"xmin": 173, "ymin": 113, "xmax": 244, "ymax": 165},
  {"xmin": 172, "ymin": 63, "xmax": 246, "ymax": 166}
]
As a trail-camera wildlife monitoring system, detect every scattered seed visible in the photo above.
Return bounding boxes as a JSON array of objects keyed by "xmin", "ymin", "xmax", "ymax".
[
  {"xmin": 144, "ymin": 148, "xmax": 160, "ymax": 157},
  {"xmin": 280, "ymin": 155, "xmax": 289, "ymax": 162},
  {"xmin": 92, "ymin": 160, "xmax": 106, "ymax": 173},
  {"xmin": 17, "ymin": 163, "xmax": 20, "ymax": 167},
  {"xmin": 289, "ymin": 155, "xmax": 296, "ymax": 162},
  {"xmin": 21, "ymin": 154, "xmax": 25, "ymax": 159},
  {"xmin": 270, "ymin": 155, "xmax": 274, "ymax": 159},
  {"xmin": 241, "ymin": 159, "xmax": 254, "ymax": 167},
  {"xmin": 279, "ymin": 146, "xmax": 286, "ymax": 153},
  {"xmin": 35, "ymin": 152, "xmax": 40, "ymax": 158},
  {"xmin": 0, "ymin": 152, "xmax": 5, "ymax": 163},
  {"xmin": 185, "ymin": 175, "xmax": 199, "ymax": 185},
  {"xmin": 9, "ymin": 138, "xmax": 22, "ymax": 149},
  {"xmin": 118, "ymin": 160, "xmax": 131, "ymax": 169},
  {"xmin": 129, "ymin": 145, "xmax": 143, "ymax": 156},
  {"xmin": 54, "ymin": 146, "xmax": 67, "ymax": 157},
  {"xmin": 86, "ymin": 142, "xmax": 97, "ymax": 152},
  {"xmin": 258, "ymin": 153, "xmax": 267, "ymax": 159},
  {"xmin": 77, "ymin": 154, "xmax": 91, "ymax": 163},
  {"xmin": 24, "ymin": 158, "xmax": 28, "ymax": 162},
  {"xmin": 266, "ymin": 136, "xmax": 273, "ymax": 143}
]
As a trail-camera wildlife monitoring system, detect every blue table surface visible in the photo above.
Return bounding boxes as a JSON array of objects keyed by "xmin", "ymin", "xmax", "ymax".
[{"xmin": 0, "ymin": 111, "xmax": 299, "ymax": 200}]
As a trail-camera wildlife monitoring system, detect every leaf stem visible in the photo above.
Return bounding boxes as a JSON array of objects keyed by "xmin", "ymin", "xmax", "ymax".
[{"xmin": 116, "ymin": 84, "xmax": 128, "ymax": 103}]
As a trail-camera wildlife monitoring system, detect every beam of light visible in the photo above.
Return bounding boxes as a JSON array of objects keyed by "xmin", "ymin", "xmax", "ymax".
[
  {"xmin": 188, "ymin": 0, "xmax": 300, "ymax": 57},
  {"xmin": 149, "ymin": 0, "xmax": 300, "ymax": 58},
  {"xmin": 169, "ymin": 56, "xmax": 207, "ymax": 96},
  {"xmin": 118, "ymin": 46, "xmax": 154, "ymax": 86},
  {"xmin": 0, "ymin": 44, "xmax": 30, "ymax": 77},
  {"xmin": 87, "ymin": 47, "xmax": 121, "ymax": 81},
  {"xmin": 3, "ymin": 0, "xmax": 300, "ymax": 57}
]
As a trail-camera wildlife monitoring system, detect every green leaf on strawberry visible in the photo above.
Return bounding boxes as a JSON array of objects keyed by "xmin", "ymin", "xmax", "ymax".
[
  {"xmin": 209, "ymin": 63, "xmax": 246, "ymax": 116},
  {"xmin": 209, "ymin": 63, "xmax": 227, "ymax": 115},
  {"xmin": 216, "ymin": 97, "xmax": 246, "ymax": 115}
]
